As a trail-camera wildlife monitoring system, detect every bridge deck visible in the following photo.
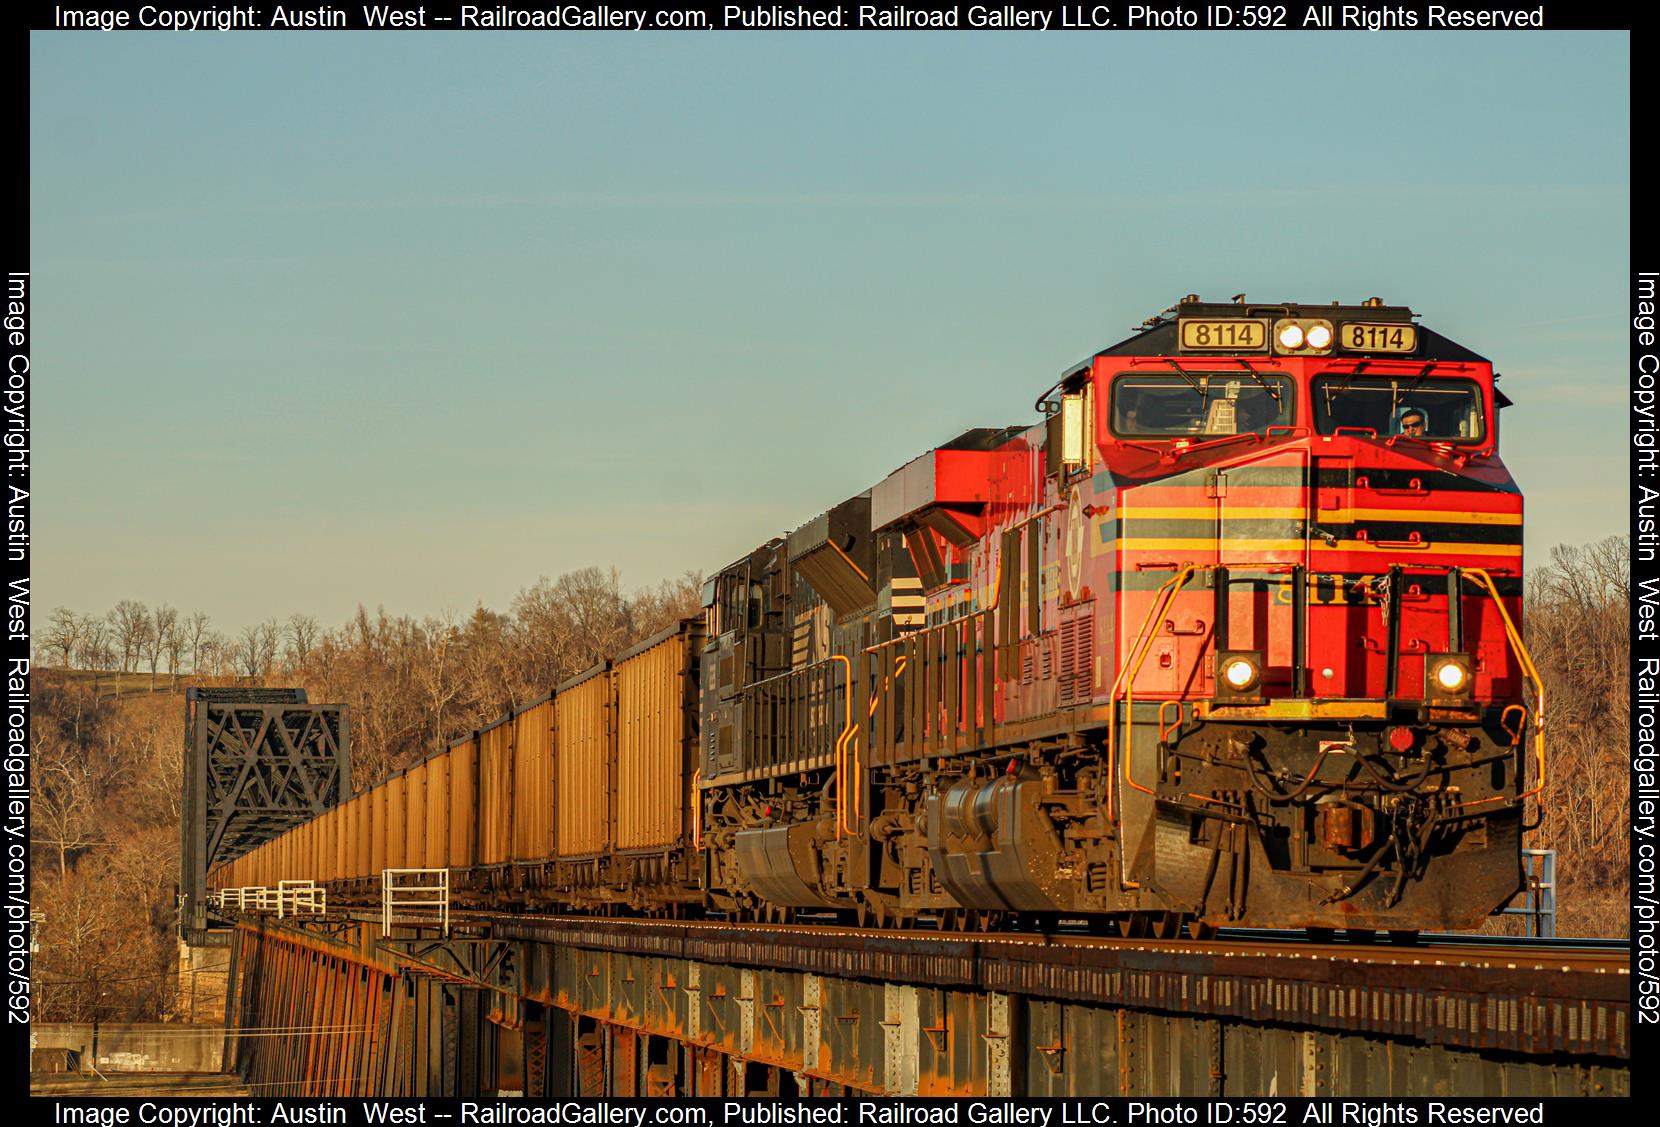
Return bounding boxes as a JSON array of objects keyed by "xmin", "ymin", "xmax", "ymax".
[{"xmin": 220, "ymin": 911, "xmax": 1630, "ymax": 1098}]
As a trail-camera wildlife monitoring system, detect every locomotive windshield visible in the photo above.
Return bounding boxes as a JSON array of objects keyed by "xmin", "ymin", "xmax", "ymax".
[
  {"xmin": 1110, "ymin": 372, "xmax": 1294, "ymax": 437},
  {"xmin": 1313, "ymin": 375, "xmax": 1486, "ymax": 442}
]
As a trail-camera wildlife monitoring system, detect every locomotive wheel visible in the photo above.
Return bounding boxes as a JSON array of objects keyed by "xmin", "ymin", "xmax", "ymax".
[
  {"xmin": 1186, "ymin": 919, "xmax": 1217, "ymax": 940},
  {"xmin": 1126, "ymin": 913, "xmax": 1152, "ymax": 938},
  {"xmin": 1152, "ymin": 913, "xmax": 1182, "ymax": 940}
]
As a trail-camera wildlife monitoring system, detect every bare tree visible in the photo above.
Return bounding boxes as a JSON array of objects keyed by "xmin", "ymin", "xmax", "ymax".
[
  {"xmin": 234, "ymin": 619, "xmax": 282, "ymax": 681},
  {"xmin": 159, "ymin": 607, "xmax": 185, "ymax": 686},
  {"xmin": 284, "ymin": 614, "xmax": 319, "ymax": 672},
  {"xmin": 556, "ymin": 567, "xmax": 631, "ymax": 673},
  {"xmin": 44, "ymin": 608, "xmax": 84, "ymax": 669},
  {"xmin": 31, "ymin": 732, "xmax": 107, "ymax": 876},
  {"xmin": 32, "ymin": 856, "xmax": 177, "ymax": 1023},
  {"xmin": 510, "ymin": 579, "xmax": 579, "ymax": 691},
  {"xmin": 109, "ymin": 601, "xmax": 151, "ymax": 681},
  {"xmin": 184, "ymin": 612, "xmax": 212, "ymax": 674},
  {"xmin": 257, "ymin": 618, "xmax": 282, "ymax": 677},
  {"xmin": 235, "ymin": 624, "xmax": 263, "ymax": 680},
  {"xmin": 200, "ymin": 631, "xmax": 232, "ymax": 677},
  {"xmin": 416, "ymin": 612, "xmax": 467, "ymax": 748},
  {"xmin": 1520, "ymin": 534, "xmax": 1630, "ymax": 936},
  {"xmin": 631, "ymin": 570, "xmax": 705, "ymax": 635},
  {"xmin": 76, "ymin": 619, "xmax": 113, "ymax": 694},
  {"xmin": 141, "ymin": 605, "xmax": 176, "ymax": 690},
  {"xmin": 120, "ymin": 696, "xmax": 186, "ymax": 827}
]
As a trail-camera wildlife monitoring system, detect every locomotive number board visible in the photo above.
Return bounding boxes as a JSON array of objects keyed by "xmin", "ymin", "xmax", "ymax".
[
  {"xmin": 1339, "ymin": 322, "xmax": 1418, "ymax": 353},
  {"xmin": 1178, "ymin": 317, "xmax": 1269, "ymax": 351}
]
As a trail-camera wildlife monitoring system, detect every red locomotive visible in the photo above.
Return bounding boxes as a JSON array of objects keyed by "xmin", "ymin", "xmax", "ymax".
[
  {"xmin": 699, "ymin": 296, "xmax": 1537, "ymax": 938},
  {"xmin": 214, "ymin": 297, "xmax": 1540, "ymax": 941}
]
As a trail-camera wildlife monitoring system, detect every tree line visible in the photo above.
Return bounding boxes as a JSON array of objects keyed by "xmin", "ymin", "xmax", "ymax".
[
  {"xmin": 36, "ymin": 565, "xmax": 703, "ymax": 787},
  {"xmin": 1516, "ymin": 536, "xmax": 1628, "ymax": 937}
]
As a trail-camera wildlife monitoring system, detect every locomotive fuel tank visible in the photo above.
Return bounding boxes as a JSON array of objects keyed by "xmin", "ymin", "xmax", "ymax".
[{"xmin": 924, "ymin": 775, "xmax": 1067, "ymax": 912}]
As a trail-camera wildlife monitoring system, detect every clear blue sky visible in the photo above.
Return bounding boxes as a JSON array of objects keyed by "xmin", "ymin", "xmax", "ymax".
[{"xmin": 29, "ymin": 31, "xmax": 1630, "ymax": 634}]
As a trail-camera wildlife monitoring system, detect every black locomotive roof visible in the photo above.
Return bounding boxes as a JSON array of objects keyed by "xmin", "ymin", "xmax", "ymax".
[{"xmin": 1068, "ymin": 297, "xmax": 1490, "ymax": 376}]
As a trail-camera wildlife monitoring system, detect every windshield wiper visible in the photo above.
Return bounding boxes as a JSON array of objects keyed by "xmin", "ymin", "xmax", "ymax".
[
  {"xmin": 1228, "ymin": 358, "xmax": 1281, "ymax": 403},
  {"xmin": 1322, "ymin": 360, "xmax": 1369, "ymax": 416},
  {"xmin": 1387, "ymin": 363, "xmax": 1436, "ymax": 418},
  {"xmin": 1398, "ymin": 362, "xmax": 1435, "ymax": 399},
  {"xmin": 1159, "ymin": 358, "xmax": 1209, "ymax": 403}
]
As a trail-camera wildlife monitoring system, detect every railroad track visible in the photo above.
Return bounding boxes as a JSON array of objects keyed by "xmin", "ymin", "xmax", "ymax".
[
  {"xmin": 292, "ymin": 901, "xmax": 1630, "ymax": 965},
  {"xmin": 434, "ymin": 909, "xmax": 1630, "ymax": 974},
  {"xmin": 1217, "ymin": 926, "xmax": 1628, "ymax": 953}
]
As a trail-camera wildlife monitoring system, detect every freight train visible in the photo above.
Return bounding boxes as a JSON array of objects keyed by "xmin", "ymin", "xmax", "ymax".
[{"xmin": 211, "ymin": 296, "xmax": 1541, "ymax": 939}]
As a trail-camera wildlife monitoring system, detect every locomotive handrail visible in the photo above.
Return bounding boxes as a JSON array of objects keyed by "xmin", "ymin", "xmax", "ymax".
[
  {"xmin": 1103, "ymin": 564, "xmax": 1204, "ymax": 894},
  {"xmin": 1158, "ymin": 700, "xmax": 1184, "ymax": 746},
  {"xmin": 691, "ymin": 768, "xmax": 702, "ymax": 850},
  {"xmin": 831, "ymin": 654, "xmax": 857, "ymax": 839},
  {"xmin": 745, "ymin": 656, "xmax": 849, "ymax": 773},
  {"xmin": 849, "ymin": 655, "xmax": 916, "ymax": 826},
  {"xmin": 1459, "ymin": 568, "xmax": 1546, "ymax": 810},
  {"xmin": 1108, "ymin": 564, "xmax": 1204, "ymax": 818}
]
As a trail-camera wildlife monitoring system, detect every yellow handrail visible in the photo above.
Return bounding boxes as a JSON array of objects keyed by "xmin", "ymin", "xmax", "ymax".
[
  {"xmin": 1107, "ymin": 566, "xmax": 1201, "ymax": 816},
  {"xmin": 831, "ymin": 654, "xmax": 856, "ymax": 838},
  {"xmin": 1461, "ymin": 567, "xmax": 1546, "ymax": 807},
  {"xmin": 691, "ymin": 768, "xmax": 702, "ymax": 849}
]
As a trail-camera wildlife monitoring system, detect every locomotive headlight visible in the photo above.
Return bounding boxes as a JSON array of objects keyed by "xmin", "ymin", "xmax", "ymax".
[
  {"xmin": 1425, "ymin": 653, "xmax": 1474, "ymax": 700},
  {"xmin": 1222, "ymin": 657, "xmax": 1260, "ymax": 690},
  {"xmin": 1433, "ymin": 660, "xmax": 1469, "ymax": 693},
  {"xmin": 1214, "ymin": 650, "xmax": 1263, "ymax": 702},
  {"xmin": 1273, "ymin": 318, "xmax": 1336, "ymax": 355}
]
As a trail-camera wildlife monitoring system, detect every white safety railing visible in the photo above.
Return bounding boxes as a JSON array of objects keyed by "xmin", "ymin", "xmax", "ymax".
[
  {"xmin": 213, "ymin": 882, "xmax": 327, "ymax": 917},
  {"xmin": 276, "ymin": 880, "xmax": 327, "ymax": 918},
  {"xmin": 381, "ymin": 868, "xmax": 449, "ymax": 937}
]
